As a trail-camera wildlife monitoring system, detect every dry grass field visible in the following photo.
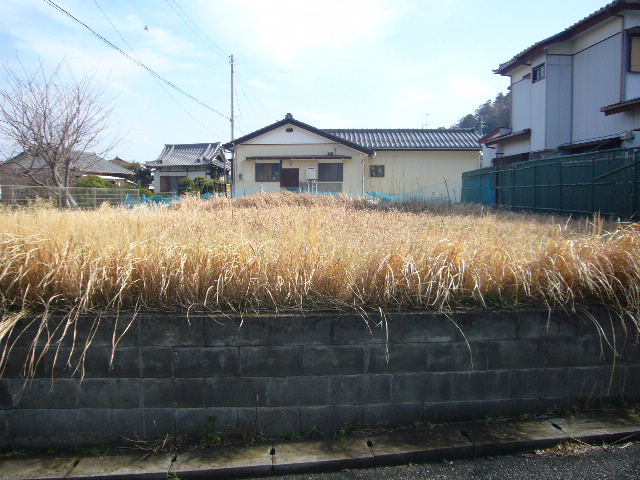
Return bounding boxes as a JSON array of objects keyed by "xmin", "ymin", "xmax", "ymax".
[{"xmin": 1, "ymin": 192, "xmax": 639, "ymax": 322}]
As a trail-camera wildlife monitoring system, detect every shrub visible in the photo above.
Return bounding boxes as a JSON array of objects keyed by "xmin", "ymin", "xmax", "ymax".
[
  {"xmin": 177, "ymin": 177, "xmax": 196, "ymax": 194},
  {"xmin": 74, "ymin": 175, "xmax": 114, "ymax": 189}
]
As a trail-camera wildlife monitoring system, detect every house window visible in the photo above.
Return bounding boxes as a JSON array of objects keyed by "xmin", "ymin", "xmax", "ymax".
[
  {"xmin": 255, "ymin": 163, "xmax": 280, "ymax": 182},
  {"xmin": 369, "ymin": 165, "xmax": 385, "ymax": 177},
  {"xmin": 532, "ymin": 63, "xmax": 545, "ymax": 83},
  {"xmin": 630, "ymin": 35, "xmax": 640, "ymax": 72},
  {"xmin": 318, "ymin": 163, "xmax": 343, "ymax": 181}
]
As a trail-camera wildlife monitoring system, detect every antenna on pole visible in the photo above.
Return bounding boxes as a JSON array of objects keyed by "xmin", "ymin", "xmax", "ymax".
[{"xmin": 423, "ymin": 114, "xmax": 429, "ymax": 129}]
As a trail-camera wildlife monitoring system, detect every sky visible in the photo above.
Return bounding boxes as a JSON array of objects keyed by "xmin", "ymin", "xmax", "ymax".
[{"xmin": 0, "ymin": 0, "xmax": 611, "ymax": 164}]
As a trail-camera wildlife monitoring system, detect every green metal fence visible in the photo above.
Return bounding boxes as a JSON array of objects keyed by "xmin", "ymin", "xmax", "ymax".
[{"xmin": 462, "ymin": 148, "xmax": 640, "ymax": 219}]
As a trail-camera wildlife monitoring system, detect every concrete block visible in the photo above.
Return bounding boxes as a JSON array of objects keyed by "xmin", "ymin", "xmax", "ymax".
[
  {"xmin": 63, "ymin": 314, "xmax": 139, "ymax": 347},
  {"xmin": 368, "ymin": 344, "xmax": 429, "ymax": 374},
  {"xmin": 330, "ymin": 375, "xmax": 392, "ymax": 405},
  {"xmin": 546, "ymin": 337, "xmax": 611, "ymax": 367},
  {"xmin": 76, "ymin": 379, "xmax": 110, "ymax": 408},
  {"xmin": 429, "ymin": 342, "xmax": 486, "ymax": 372},
  {"xmin": 111, "ymin": 409, "xmax": 144, "ymax": 439},
  {"xmin": 139, "ymin": 313, "xmax": 204, "ymax": 346},
  {"xmin": 618, "ymin": 336, "xmax": 640, "ymax": 365},
  {"xmin": 392, "ymin": 373, "xmax": 452, "ymax": 403},
  {"xmin": 391, "ymin": 312, "xmax": 460, "ymax": 343},
  {"xmin": 511, "ymin": 368, "xmax": 569, "ymax": 399},
  {"xmin": 77, "ymin": 378, "xmax": 141, "ymax": 409},
  {"xmin": 452, "ymin": 370, "xmax": 511, "ymax": 402},
  {"xmin": 239, "ymin": 346, "xmax": 303, "ymax": 376},
  {"xmin": 516, "ymin": 309, "xmax": 577, "ymax": 338},
  {"xmin": 237, "ymin": 407, "xmax": 300, "ymax": 435},
  {"xmin": 482, "ymin": 399, "xmax": 516, "ymax": 419},
  {"xmin": 205, "ymin": 315, "xmax": 269, "ymax": 346},
  {"xmin": 267, "ymin": 377, "xmax": 330, "ymax": 407},
  {"xmin": 48, "ymin": 408, "xmax": 111, "ymax": 438},
  {"xmin": 333, "ymin": 314, "xmax": 387, "ymax": 345},
  {"xmin": 140, "ymin": 347, "xmax": 174, "ymax": 377},
  {"xmin": 175, "ymin": 408, "xmax": 238, "ymax": 438},
  {"xmin": 142, "ymin": 379, "xmax": 204, "ymax": 408},
  {"xmin": 568, "ymin": 366, "xmax": 623, "ymax": 398},
  {"xmin": 363, "ymin": 403, "xmax": 423, "ymax": 427},
  {"xmin": 5, "ymin": 409, "xmax": 49, "ymax": 439},
  {"xmin": 304, "ymin": 345, "xmax": 365, "ymax": 375},
  {"xmin": 205, "ymin": 377, "xmax": 267, "ymax": 407},
  {"xmin": 174, "ymin": 347, "xmax": 239, "ymax": 377},
  {"xmin": 268, "ymin": 315, "xmax": 332, "ymax": 345},
  {"xmin": 45, "ymin": 346, "xmax": 111, "ymax": 378},
  {"xmin": 485, "ymin": 338, "xmax": 546, "ymax": 370},
  {"xmin": 452, "ymin": 310, "xmax": 518, "ymax": 341},
  {"xmin": 0, "ymin": 380, "xmax": 13, "ymax": 409},
  {"xmin": 11, "ymin": 378, "xmax": 76, "ymax": 409},
  {"xmin": 109, "ymin": 347, "xmax": 141, "ymax": 378},
  {"xmin": 423, "ymin": 400, "xmax": 483, "ymax": 423},
  {"xmin": 300, "ymin": 405, "xmax": 363, "ymax": 433},
  {"xmin": 143, "ymin": 408, "xmax": 175, "ymax": 438},
  {"xmin": 0, "ymin": 347, "xmax": 47, "ymax": 378},
  {"xmin": 623, "ymin": 364, "xmax": 640, "ymax": 395}
]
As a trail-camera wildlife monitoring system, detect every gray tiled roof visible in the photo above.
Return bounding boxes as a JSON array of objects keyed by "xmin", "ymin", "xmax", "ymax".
[
  {"xmin": 6, "ymin": 151, "xmax": 133, "ymax": 175},
  {"xmin": 324, "ymin": 129, "xmax": 480, "ymax": 150},
  {"xmin": 147, "ymin": 143, "xmax": 228, "ymax": 169}
]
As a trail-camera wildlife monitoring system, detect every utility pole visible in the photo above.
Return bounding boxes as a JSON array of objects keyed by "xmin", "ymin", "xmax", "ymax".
[
  {"xmin": 230, "ymin": 54, "xmax": 235, "ymax": 195},
  {"xmin": 230, "ymin": 54, "xmax": 235, "ymax": 142}
]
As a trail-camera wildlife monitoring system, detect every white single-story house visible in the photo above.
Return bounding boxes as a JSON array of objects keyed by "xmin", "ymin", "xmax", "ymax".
[
  {"xmin": 146, "ymin": 143, "xmax": 229, "ymax": 193},
  {"xmin": 224, "ymin": 114, "xmax": 481, "ymax": 199},
  {"xmin": 484, "ymin": 0, "xmax": 640, "ymax": 166}
]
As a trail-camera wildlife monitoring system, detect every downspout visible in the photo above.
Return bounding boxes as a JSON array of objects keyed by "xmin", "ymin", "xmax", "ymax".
[
  {"xmin": 363, "ymin": 152, "xmax": 376, "ymax": 195},
  {"xmin": 608, "ymin": 7, "xmax": 626, "ymax": 102}
]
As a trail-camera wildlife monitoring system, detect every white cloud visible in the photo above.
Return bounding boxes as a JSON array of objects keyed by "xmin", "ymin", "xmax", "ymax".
[{"xmin": 201, "ymin": 0, "xmax": 407, "ymax": 67}]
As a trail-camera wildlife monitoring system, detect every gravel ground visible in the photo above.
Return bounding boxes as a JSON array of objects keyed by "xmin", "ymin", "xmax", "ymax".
[{"xmin": 251, "ymin": 442, "xmax": 640, "ymax": 480}]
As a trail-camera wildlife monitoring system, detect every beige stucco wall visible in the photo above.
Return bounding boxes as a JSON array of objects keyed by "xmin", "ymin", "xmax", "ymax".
[{"xmin": 365, "ymin": 150, "xmax": 480, "ymax": 200}]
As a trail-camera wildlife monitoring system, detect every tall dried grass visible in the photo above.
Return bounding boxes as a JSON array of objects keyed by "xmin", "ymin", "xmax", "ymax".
[{"xmin": 0, "ymin": 192, "xmax": 638, "ymax": 319}]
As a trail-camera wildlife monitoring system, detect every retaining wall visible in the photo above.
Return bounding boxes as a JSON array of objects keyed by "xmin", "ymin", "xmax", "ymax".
[{"xmin": 0, "ymin": 308, "xmax": 639, "ymax": 447}]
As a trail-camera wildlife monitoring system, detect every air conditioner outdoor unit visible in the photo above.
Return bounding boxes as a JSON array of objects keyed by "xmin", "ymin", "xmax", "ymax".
[{"xmin": 306, "ymin": 167, "xmax": 317, "ymax": 180}]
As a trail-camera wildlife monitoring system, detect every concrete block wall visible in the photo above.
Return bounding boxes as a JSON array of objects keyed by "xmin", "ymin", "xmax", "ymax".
[{"xmin": 0, "ymin": 308, "xmax": 638, "ymax": 447}]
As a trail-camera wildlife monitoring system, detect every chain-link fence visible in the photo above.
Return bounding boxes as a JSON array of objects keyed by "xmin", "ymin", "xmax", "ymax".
[{"xmin": 0, "ymin": 185, "xmax": 141, "ymax": 209}]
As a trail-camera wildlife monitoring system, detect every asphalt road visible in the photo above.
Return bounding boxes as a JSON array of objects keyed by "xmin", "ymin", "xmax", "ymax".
[{"xmin": 248, "ymin": 442, "xmax": 640, "ymax": 480}]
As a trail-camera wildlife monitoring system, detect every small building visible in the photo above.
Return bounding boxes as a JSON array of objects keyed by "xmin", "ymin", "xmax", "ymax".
[
  {"xmin": 485, "ymin": 0, "xmax": 640, "ymax": 166},
  {"xmin": 146, "ymin": 143, "xmax": 229, "ymax": 193},
  {"xmin": 224, "ymin": 114, "xmax": 480, "ymax": 199},
  {"xmin": 0, "ymin": 151, "xmax": 133, "ymax": 186}
]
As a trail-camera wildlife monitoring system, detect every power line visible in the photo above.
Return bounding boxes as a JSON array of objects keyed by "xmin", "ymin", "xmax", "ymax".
[
  {"xmin": 164, "ymin": 0, "xmax": 228, "ymax": 61},
  {"xmin": 91, "ymin": 0, "xmax": 219, "ymax": 136},
  {"xmin": 42, "ymin": 0, "xmax": 230, "ymax": 120}
]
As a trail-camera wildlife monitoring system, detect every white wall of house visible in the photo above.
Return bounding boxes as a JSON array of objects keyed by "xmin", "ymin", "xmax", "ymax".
[
  {"xmin": 365, "ymin": 151, "xmax": 479, "ymax": 199},
  {"xmin": 234, "ymin": 125, "xmax": 368, "ymax": 195},
  {"xmin": 152, "ymin": 167, "xmax": 211, "ymax": 192}
]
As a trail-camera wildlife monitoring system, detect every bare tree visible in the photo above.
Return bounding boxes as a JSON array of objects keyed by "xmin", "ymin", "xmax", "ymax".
[{"xmin": 0, "ymin": 58, "xmax": 122, "ymax": 204}]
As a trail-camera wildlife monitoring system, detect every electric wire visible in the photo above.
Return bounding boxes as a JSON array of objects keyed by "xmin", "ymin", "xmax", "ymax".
[
  {"xmin": 164, "ymin": 0, "xmax": 228, "ymax": 61},
  {"xmin": 91, "ymin": 0, "xmax": 220, "ymax": 136},
  {"xmin": 42, "ymin": 0, "xmax": 230, "ymax": 120}
]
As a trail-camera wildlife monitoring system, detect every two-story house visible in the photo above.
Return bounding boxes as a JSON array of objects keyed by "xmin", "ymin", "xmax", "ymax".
[{"xmin": 483, "ymin": 0, "xmax": 640, "ymax": 166}]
